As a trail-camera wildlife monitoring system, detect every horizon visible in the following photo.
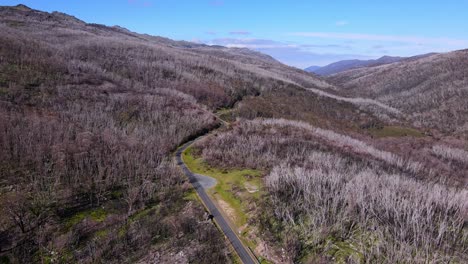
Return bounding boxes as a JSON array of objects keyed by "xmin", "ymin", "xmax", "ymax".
[{"xmin": 2, "ymin": 0, "xmax": 468, "ymax": 67}]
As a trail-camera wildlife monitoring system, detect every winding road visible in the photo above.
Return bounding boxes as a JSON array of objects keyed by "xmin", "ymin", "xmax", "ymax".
[{"xmin": 176, "ymin": 138, "xmax": 259, "ymax": 264}]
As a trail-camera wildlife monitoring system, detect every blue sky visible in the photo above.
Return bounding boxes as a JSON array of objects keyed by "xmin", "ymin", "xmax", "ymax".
[{"xmin": 2, "ymin": 0, "xmax": 468, "ymax": 67}]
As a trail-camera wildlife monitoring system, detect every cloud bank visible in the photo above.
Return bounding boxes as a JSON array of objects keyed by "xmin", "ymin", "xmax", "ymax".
[
  {"xmin": 290, "ymin": 32, "xmax": 468, "ymax": 46},
  {"xmin": 207, "ymin": 38, "xmax": 371, "ymax": 68},
  {"xmin": 202, "ymin": 31, "xmax": 468, "ymax": 68}
]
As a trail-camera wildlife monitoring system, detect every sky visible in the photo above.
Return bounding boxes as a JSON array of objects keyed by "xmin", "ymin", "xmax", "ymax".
[{"xmin": 2, "ymin": 0, "xmax": 468, "ymax": 68}]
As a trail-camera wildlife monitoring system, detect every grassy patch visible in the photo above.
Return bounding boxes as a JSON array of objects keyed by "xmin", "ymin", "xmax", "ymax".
[
  {"xmin": 128, "ymin": 205, "xmax": 158, "ymax": 222},
  {"xmin": 182, "ymin": 144, "xmax": 271, "ymax": 262},
  {"xmin": 325, "ymin": 238, "xmax": 363, "ymax": 264},
  {"xmin": 33, "ymin": 248, "xmax": 73, "ymax": 264},
  {"xmin": 183, "ymin": 188, "xmax": 199, "ymax": 201},
  {"xmin": 0, "ymin": 87, "xmax": 8, "ymax": 96},
  {"xmin": 7, "ymin": 20, "xmax": 25, "ymax": 28},
  {"xmin": 118, "ymin": 205, "xmax": 160, "ymax": 238},
  {"xmin": 259, "ymin": 257, "xmax": 273, "ymax": 264},
  {"xmin": 368, "ymin": 125, "xmax": 424, "ymax": 138},
  {"xmin": 299, "ymin": 227, "xmax": 378, "ymax": 263},
  {"xmin": 64, "ymin": 207, "xmax": 108, "ymax": 230},
  {"xmin": 110, "ymin": 189, "xmax": 123, "ymax": 199},
  {"xmin": 216, "ymin": 108, "xmax": 237, "ymax": 123},
  {"xmin": 182, "ymin": 146, "xmax": 262, "ymax": 227},
  {"xmin": 94, "ymin": 229, "xmax": 109, "ymax": 240},
  {"xmin": 229, "ymin": 250, "xmax": 243, "ymax": 264}
]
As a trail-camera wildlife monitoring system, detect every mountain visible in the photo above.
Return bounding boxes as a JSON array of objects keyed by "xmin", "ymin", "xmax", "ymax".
[
  {"xmin": 0, "ymin": 4, "xmax": 377, "ymax": 263},
  {"xmin": 306, "ymin": 55, "xmax": 405, "ymax": 75},
  {"xmin": 1, "ymin": 5, "xmax": 467, "ymax": 264},
  {"xmin": 329, "ymin": 50, "xmax": 468, "ymax": 135},
  {"xmin": 304, "ymin": 65, "xmax": 321, "ymax": 72},
  {"xmin": 0, "ymin": 5, "xmax": 236, "ymax": 263}
]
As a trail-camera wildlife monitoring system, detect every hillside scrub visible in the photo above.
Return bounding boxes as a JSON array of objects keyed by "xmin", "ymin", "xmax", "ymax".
[
  {"xmin": 267, "ymin": 164, "xmax": 467, "ymax": 263},
  {"xmin": 432, "ymin": 145, "xmax": 468, "ymax": 165},
  {"xmin": 199, "ymin": 119, "xmax": 425, "ymax": 176},
  {"xmin": 329, "ymin": 50, "xmax": 468, "ymax": 134},
  {"xmin": 0, "ymin": 6, "xmax": 337, "ymax": 111},
  {"xmin": 194, "ymin": 119, "xmax": 468, "ymax": 263},
  {"xmin": 0, "ymin": 5, "xmax": 396, "ymax": 131},
  {"xmin": 234, "ymin": 88, "xmax": 386, "ymax": 133},
  {"xmin": 0, "ymin": 84, "xmax": 229, "ymax": 262},
  {"xmin": 305, "ymin": 87, "xmax": 401, "ymax": 116},
  {"xmin": 1, "ymin": 5, "xmax": 467, "ymax": 263},
  {"xmin": 0, "ymin": 7, "xmax": 234, "ymax": 262}
]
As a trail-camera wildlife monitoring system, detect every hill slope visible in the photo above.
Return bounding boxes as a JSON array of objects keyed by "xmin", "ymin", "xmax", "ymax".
[
  {"xmin": 1, "ymin": 5, "xmax": 237, "ymax": 263},
  {"xmin": 304, "ymin": 65, "xmax": 321, "ymax": 72},
  {"xmin": 329, "ymin": 50, "xmax": 468, "ymax": 135},
  {"xmin": 0, "ymin": 4, "xmax": 337, "ymax": 109},
  {"xmin": 0, "ymin": 4, "xmax": 379, "ymax": 263},
  {"xmin": 0, "ymin": 5, "xmax": 396, "ymax": 131},
  {"xmin": 1, "ymin": 4, "xmax": 467, "ymax": 264},
  {"xmin": 306, "ymin": 56, "xmax": 405, "ymax": 75}
]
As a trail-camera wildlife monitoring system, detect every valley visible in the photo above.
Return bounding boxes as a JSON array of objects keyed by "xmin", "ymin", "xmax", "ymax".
[{"xmin": 0, "ymin": 4, "xmax": 467, "ymax": 264}]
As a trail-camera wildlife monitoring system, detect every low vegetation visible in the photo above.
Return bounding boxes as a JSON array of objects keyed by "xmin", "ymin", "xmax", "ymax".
[
  {"xmin": 329, "ymin": 50, "xmax": 468, "ymax": 135},
  {"xmin": 194, "ymin": 119, "xmax": 468, "ymax": 263},
  {"xmin": 432, "ymin": 145, "xmax": 468, "ymax": 165},
  {"xmin": 183, "ymin": 145, "xmax": 263, "ymax": 229},
  {"xmin": 367, "ymin": 125, "xmax": 424, "ymax": 138},
  {"xmin": 234, "ymin": 88, "xmax": 384, "ymax": 132},
  {"xmin": 0, "ymin": 5, "xmax": 236, "ymax": 263}
]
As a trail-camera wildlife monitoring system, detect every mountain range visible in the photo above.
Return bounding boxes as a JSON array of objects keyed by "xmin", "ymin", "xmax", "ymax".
[
  {"xmin": 306, "ymin": 54, "xmax": 436, "ymax": 75},
  {"xmin": 328, "ymin": 50, "xmax": 468, "ymax": 134}
]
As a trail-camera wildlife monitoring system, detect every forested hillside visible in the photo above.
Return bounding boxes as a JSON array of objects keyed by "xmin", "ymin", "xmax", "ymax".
[
  {"xmin": 305, "ymin": 55, "xmax": 405, "ymax": 76},
  {"xmin": 0, "ymin": 4, "xmax": 366, "ymax": 263},
  {"xmin": 0, "ymin": 4, "xmax": 467, "ymax": 264},
  {"xmin": 329, "ymin": 50, "xmax": 468, "ymax": 135},
  {"xmin": 0, "ymin": 5, "xmax": 233, "ymax": 263},
  {"xmin": 192, "ymin": 119, "xmax": 467, "ymax": 263}
]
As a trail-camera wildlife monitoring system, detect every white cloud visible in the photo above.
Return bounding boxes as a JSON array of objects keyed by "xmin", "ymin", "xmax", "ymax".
[
  {"xmin": 289, "ymin": 32, "xmax": 468, "ymax": 47},
  {"xmin": 207, "ymin": 38, "xmax": 282, "ymax": 48},
  {"xmin": 207, "ymin": 38, "xmax": 350, "ymax": 50},
  {"xmin": 205, "ymin": 38, "xmax": 371, "ymax": 67}
]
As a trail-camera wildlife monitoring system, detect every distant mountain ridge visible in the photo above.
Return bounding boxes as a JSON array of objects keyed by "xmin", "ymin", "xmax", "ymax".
[
  {"xmin": 306, "ymin": 53, "xmax": 438, "ymax": 76},
  {"xmin": 328, "ymin": 50, "xmax": 468, "ymax": 134},
  {"xmin": 304, "ymin": 65, "xmax": 321, "ymax": 72},
  {"xmin": 305, "ymin": 56, "xmax": 405, "ymax": 76},
  {"xmin": 0, "ymin": 5, "xmax": 347, "ymax": 262}
]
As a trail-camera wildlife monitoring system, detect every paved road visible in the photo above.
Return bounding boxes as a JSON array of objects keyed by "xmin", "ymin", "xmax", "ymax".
[
  {"xmin": 193, "ymin": 173, "xmax": 217, "ymax": 189},
  {"xmin": 176, "ymin": 140, "xmax": 258, "ymax": 264}
]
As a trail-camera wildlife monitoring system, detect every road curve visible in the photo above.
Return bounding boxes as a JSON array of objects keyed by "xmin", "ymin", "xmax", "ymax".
[{"xmin": 176, "ymin": 139, "xmax": 258, "ymax": 264}]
